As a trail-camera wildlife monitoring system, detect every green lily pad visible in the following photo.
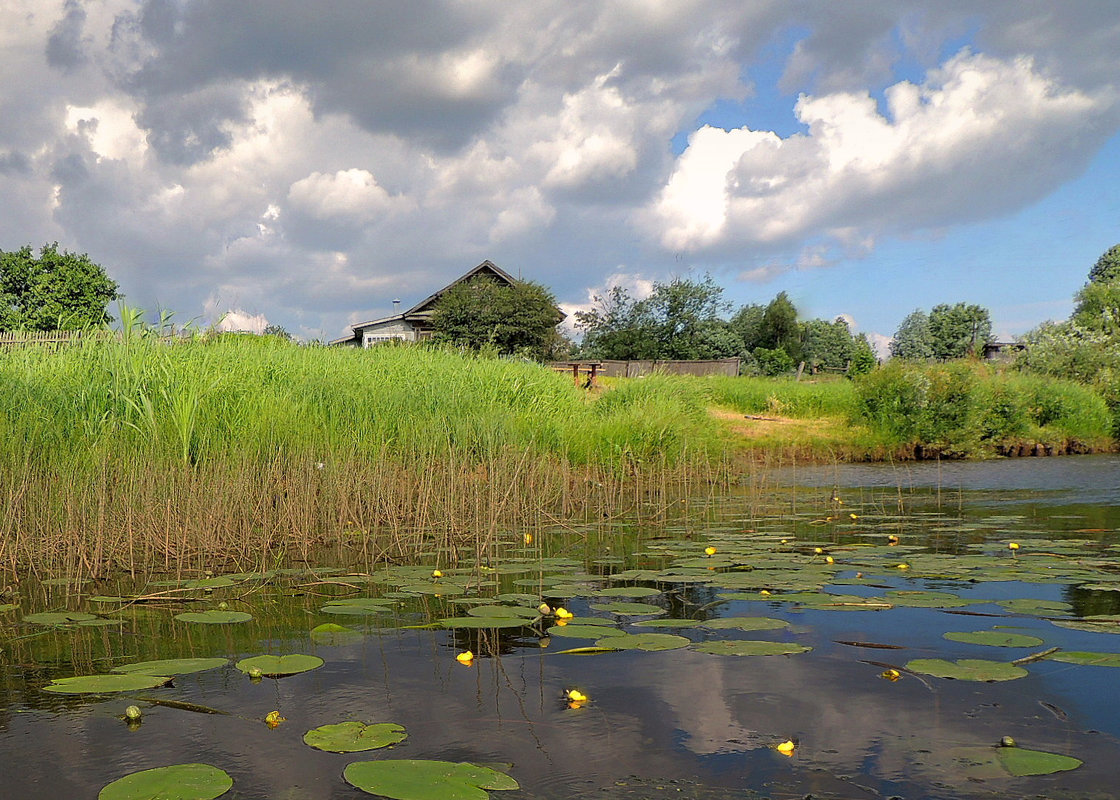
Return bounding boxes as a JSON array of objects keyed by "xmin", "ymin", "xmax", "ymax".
[
  {"xmin": 631, "ymin": 618, "xmax": 702, "ymax": 628},
  {"xmin": 692, "ymin": 640, "xmax": 811, "ymax": 656},
  {"xmin": 43, "ymin": 673, "xmax": 172, "ymax": 694},
  {"xmin": 905, "ymin": 658, "xmax": 1028, "ymax": 681},
  {"xmin": 465, "ymin": 605, "xmax": 540, "ymax": 619},
  {"xmin": 174, "ymin": 611, "xmax": 252, "ymax": 624},
  {"xmin": 343, "ymin": 759, "xmax": 518, "ymax": 800},
  {"xmin": 588, "ymin": 602, "xmax": 666, "ymax": 616},
  {"xmin": 548, "ymin": 624, "xmax": 625, "ymax": 639},
  {"xmin": 996, "ymin": 598, "xmax": 1074, "ymax": 615},
  {"xmin": 943, "ymin": 630, "xmax": 1045, "ymax": 648},
  {"xmin": 310, "ymin": 623, "xmax": 362, "ymax": 644},
  {"xmin": 321, "ymin": 604, "xmax": 390, "ymax": 616},
  {"xmin": 235, "ymin": 654, "xmax": 323, "ymax": 677},
  {"xmin": 596, "ymin": 633, "xmax": 690, "ymax": 651},
  {"xmin": 700, "ymin": 616, "xmax": 789, "ymax": 632},
  {"xmin": 98, "ymin": 763, "xmax": 232, "ymax": 800},
  {"xmin": 439, "ymin": 617, "xmax": 532, "ymax": 629},
  {"xmin": 995, "ymin": 746, "xmax": 1083, "ymax": 776},
  {"xmin": 592, "ymin": 587, "xmax": 662, "ymax": 598},
  {"xmin": 1051, "ymin": 615, "xmax": 1120, "ymax": 634},
  {"xmin": 1047, "ymin": 651, "xmax": 1120, "ymax": 667},
  {"xmin": 303, "ymin": 721, "xmax": 407, "ymax": 753},
  {"xmin": 113, "ymin": 658, "xmax": 227, "ymax": 676},
  {"xmin": 23, "ymin": 611, "xmax": 98, "ymax": 625}
]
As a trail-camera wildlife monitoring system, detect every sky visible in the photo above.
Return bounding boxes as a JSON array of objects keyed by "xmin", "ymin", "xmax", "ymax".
[{"xmin": 2, "ymin": 2, "xmax": 1118, "ymax": 349}]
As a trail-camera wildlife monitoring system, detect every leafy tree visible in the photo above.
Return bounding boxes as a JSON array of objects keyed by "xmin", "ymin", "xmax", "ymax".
[
  {"xmin": 430, "ymin": 276, "xmax": 565, "ymax": 360},
  {"xmin": 1088, "ymin": 243, "xmax": 1120, "ymax": 284},
  {"xmin": 753, "ymin": 346, "xmax": 795, "ymax": 376},
  {"xmin": 729, "ymin": 303, "xmax": 765, "ymax": 351},
  {"xmin": 756, "ymin": 291, "xmax": 801, "ymax": 362},
  {"xmin": 575, "ymin": 275, "xmax": 739, "ymax": 360},
  {"xmin": 890, "ymin": 310, "xmax": 933, "ymax": 360},
  {"xmin": 1072, "ymin": 279, "xmax": 1120, "ymax": 333},
  {"xmin": 574, "ymin": 285, "xmax": 658, "ymax": 360},
  {"xmin": 263, "ymin": 324, "xmax": 293, "ymax": 340},
  {"xmin": 801, "ymin": 317, "xmax": 854, "ymax": 371},
  {"xmin": 0, "ymin": 243, "xmax": 120, "ymax": 330},
  {"xmin": 927, "ymin": 302, "xmax": 991, "ymax": 360},
  {"xmin": 849, "ymin": 333, "xmax": 877, "ymax": 375}
]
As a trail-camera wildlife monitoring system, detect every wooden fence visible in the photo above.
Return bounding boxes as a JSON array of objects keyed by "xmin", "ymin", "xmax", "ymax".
[
  {"xmin": 552, "ymin": 358, "xmax": 741, "ymax": 379},
  {"xmin": 0, "ymin": 330, "xmax": 113, "ymax": 349}
]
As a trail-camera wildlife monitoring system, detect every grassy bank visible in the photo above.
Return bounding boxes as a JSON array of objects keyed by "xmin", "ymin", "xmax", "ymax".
[
  {"xmin": 703, "ymin": 361, "xmax": 1115, "ymax": 460},
  {"xmin": 0, "ymin": 335, "xmax": 732, "ymax": 578}
]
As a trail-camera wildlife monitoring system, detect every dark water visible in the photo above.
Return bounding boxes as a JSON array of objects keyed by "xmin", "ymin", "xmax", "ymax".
[{"xmin": 3, "ymin": 456, "xmax": 1120, "ymax": 799}]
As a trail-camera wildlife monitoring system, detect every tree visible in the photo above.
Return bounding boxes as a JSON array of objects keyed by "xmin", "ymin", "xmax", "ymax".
[
  {"xmin": 927, "ymin": 303, "xmax": 991, "ymax": 360},
  {"xmin": 1072, "ymin": 279, "xmax": 1120, "ymax": 333},
  {"xmin": 849, "ymin": 333, "xmax": 877, "ymax": 375},
  {"xmin": 429, "ymin": 276, "xmax": 565, "ymax": 360},
  {"xmin": 263, "ymin": 324, "xmax": 293, "ymax": 340},
  {"xmin": 729, "ymin": 303, "xmax": 765, "ymax": 351},
  {"xmin": 890, "ymin": 310, "xmax": 932, "ymax": 360},
  {"xmin": 574, "ymin": 285, "xmax": 658, "ymax": 360},
  {"xmin": 800, "ymin": 317, "xmax": 854, "ymax": 372},
  {"xmin": 0, "ymin": 243, "xmax": 120, "ymax": 330},
  {"xmin": 757, "ymin": 291, "xmax": 801, "ymax": 361},
  {"xmin": 1088, "ymin": 243, "xmax": 1120, "ymax": 284}
]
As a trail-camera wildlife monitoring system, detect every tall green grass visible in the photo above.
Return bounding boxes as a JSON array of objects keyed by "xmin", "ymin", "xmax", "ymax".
[{"xmin": 0, "ymin": 335, "xmax": 730, "ymax": 578}]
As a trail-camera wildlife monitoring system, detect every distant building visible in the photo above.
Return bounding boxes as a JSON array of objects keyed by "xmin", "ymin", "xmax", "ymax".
[
  {"xmin": 331, "ymin": 260, "xmax": 551, "ymax": 347},
  {"xmin": 982, "ymin": 340, "xmax": 1026, "ymax": 362}
]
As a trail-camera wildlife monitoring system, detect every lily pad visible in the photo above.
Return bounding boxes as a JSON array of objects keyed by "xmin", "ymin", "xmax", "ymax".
[
  {"xmin": 692, "ymin": 640, "xmax": 812, "ymax": 656},
  {"xmin": 439, "ymin": 617, "xmax": 531, "ymax": 630},
  {"xmin": 596, "ymin": 632, "xmax": 690, "ymax": 651},
  {"xmin": 943, "ymin": 630, "xmax": 1044, "ymax": 648},
  {"xmin": 995, "ymin": 746, "xmax": 1083, "ymax": 776},
  {"xmin": 464, "ymin": 605, "xmax": 540, "ymax": 619},
  {"xmin": 113, "ymin": 658, "xmax": 228, "ymax": 676},
  {"xmin": 174, "ymin": 611, "xmax": 252, "ymax": 624},
  {"xmin": 548, "ymin": 624, "xmax": 625, "ymax": 639},
  {"xmin": 321, "ymin": 604, "xmax": 390, "ymax": 616},
  {"xmin": 996, "ymin": 598, "xmax": 1073, "ymax": 615},
  {"xmin": 235, "ymin": 654, "xmax": 323, "ymax": 677},
  {"xmin": 1051, "ymin": 615, "xmax": 1120, "ymax": 634},
  {"xmin": 588, "ymin": 602, "xmax": 666, "ymax": 616},
  {"xmin": 98, "ymin": 763, "xmax": 232, "ymax": 800},
  {"xmin": 343, "ymin": 759, "xmax": 518, "ymax": 800},
  {"xmin": 700, "ymin": 616, "xmax": 789, "ymax": 632},
  {"xmin": 631, "ymin": 618, "xmax": 702, "ymax": 628},
  {"xmin": 23, "ymin": 611, "xmax": 98, "ymax": 625},
  {"xmin": 905, "ymin": 658, "xmax": 1028, "ymax": 681},
  {"xmin": 43, "ymin": 673, "xmax": 172, "ymax": 694},
  {"xmin": 1047, "ymin": 651, "xmax": 1120, "ymax": 667},
  {"xmin": 592, "ymin": 587, "xmax": 662, "ymax": 598},
  {"xmin": 303, "ymin": 721, "xmax": 407, "ymax": 753}
]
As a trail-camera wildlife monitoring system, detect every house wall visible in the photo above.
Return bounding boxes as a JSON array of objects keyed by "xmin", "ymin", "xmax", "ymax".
[{"xmin": 361, "ymin": 320, "xmax": 417, "ymax": 347}]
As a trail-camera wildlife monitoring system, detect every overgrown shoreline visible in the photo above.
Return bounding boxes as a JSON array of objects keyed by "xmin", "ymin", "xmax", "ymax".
[{"xmin": 0, "ymin": 336, "xmax": 1114, "ymax": 579}]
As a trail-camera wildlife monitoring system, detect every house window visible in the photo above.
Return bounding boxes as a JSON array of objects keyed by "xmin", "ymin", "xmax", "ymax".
[{"xmin": 363, "ymin": 333, "xmax": 409, "ymax": 347}]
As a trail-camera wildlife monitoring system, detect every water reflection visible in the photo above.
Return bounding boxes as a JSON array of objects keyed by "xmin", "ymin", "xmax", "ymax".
[{"xmin": 3, "ymin": 458, "xmax": 1120, "ymax": 799}]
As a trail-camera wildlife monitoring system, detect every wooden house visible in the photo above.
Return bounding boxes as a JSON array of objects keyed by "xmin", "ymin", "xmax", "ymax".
[{"xmin": 331, "ymin": 260, "xmax": 545, "ymax": 347}]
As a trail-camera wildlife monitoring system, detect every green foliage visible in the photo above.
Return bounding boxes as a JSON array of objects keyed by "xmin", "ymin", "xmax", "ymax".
[
  {"xmin": 703, "ymin": 375, "xmax": 860, "ymax": 418},
  {"xmin": 890, "ymin": 310, "xmax": 932, "ymax": 360},
  {"xmin": 927, "ymin": 302, "xmax": 992, "ymax": 359},
  {"xmin": 429, "ymin": 277, "xmax": 565, "ymax": 360},
  {"xmin": 0, "ymin": 243, "xmax": 120, "ymax": 331},
  {"xmin": 849, "ymin": 334, "xmax": 877, "ymax": 375},
  {"xmin": 1088, "ymin": 242, "xmax": 1120, "ymax": 284},
  {"xmin": 758, "ymin": 291, "xmax": 800, "ymax": 360},
  {"xmin": 575, "ymin": 276, "xmax": 738, "ymax": 360},
  {"xmin": 728, "ymin": 303, "xmax": 765, "ymax": 350},
  {"xmin": 854, "ymin": 361, "xmax": 1111, "ymax": 454},
  {"xmin": 800, "ymin": 317, "xmax": 854, "ymax": 371},
  {"xmin": 1072, "ymin": 278, "xmax": 1120, "ymax": 333},
  {"xmin": 752, "ymin": 346, "xmax": 795, "ymax": 376}
]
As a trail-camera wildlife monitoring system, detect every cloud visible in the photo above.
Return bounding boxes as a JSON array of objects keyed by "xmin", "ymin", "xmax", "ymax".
[{"xmin": 650, "ymin": 49, "xmax": 1118, "ymax": 259}]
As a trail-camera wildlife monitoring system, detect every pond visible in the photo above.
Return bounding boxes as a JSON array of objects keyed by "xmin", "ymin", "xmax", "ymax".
[{"xmin": 2, "ymin": 455, "xmax": 1120, "ymax": 799}]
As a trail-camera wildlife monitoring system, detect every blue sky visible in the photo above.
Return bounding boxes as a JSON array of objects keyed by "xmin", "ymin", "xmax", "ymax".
[{"xmin": 1, "ymin": 2, "xmax": 1117, "ymax": 348}]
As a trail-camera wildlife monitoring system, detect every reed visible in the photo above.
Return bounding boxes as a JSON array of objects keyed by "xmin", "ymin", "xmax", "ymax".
[{"xmin": 0, "ymin": 335, "xmax": 733, "ymax": 580}]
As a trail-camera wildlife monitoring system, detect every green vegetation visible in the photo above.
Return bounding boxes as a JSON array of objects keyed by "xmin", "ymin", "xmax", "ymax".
[
  {"xmin": 0, "ymin": 243, "xmax": 120, "ymax": 330},
  {"xmin": 0, "ymin": 330, "xmax": 728, "ymax": 576},
  {"xmin": 430, "ymin": 276, "xmax": 567, "ymax": 360}
]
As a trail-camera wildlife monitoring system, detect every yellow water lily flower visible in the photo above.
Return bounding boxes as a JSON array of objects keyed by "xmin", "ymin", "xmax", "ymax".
[
  {"xmin": 524, "ymin": 533, "xmax": 534, "ymax": 545},
  {"xmin": 456, "ymin": 650, "xmax": 474, "ymax": 665},
  {"xmin": 566, "ymin": 689, "xmax": 588, "ymax": 703},
  {"xmin": 776, "ymin": 740, "xmax": 796, "ymax": 756},
  {"xmin": 825, "ymin": 555, "xmax": 834, "ymax": 565},
  {"xmin": 849, "ymin": 513, "xmax": 859, "ymax": 520},
  {"xmin": 880, "ymin": 668, "xmax": 901, "ymax": 682},
  {"xmin": 887, "ymin": 534, "xmax": 900, "ymax": 545},
  {"xmin": 555, "ymin": 607, "xmax": 573, "ymax": 619},
  {"xmin": 538, "ymin": 603, "xmax": 552, "ymax": 615},
  {"xmin": 1008, "ymin": 542, "xmax": 1020, "ymax": 551},
  {"xmin": 896, "ymin": 563, "xmax": 910, "ymax": 570},
  {"xmin": 265, "ymin": 710, "xmax": 286, "ymax": 727},
  {"xmin": 704, "ymin": 546, "xmax": 717, "ymax": 556},
  {"xmin": 760, "ymin": 589, "xmax": 771, "ymax": 596},
  {"xmin": 431, "ymin": 569, "xmax": 443, "ymax": 578},
  {"xmin": 813, "ymin": 547, "xmax": 824, "ymax": 555}
]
